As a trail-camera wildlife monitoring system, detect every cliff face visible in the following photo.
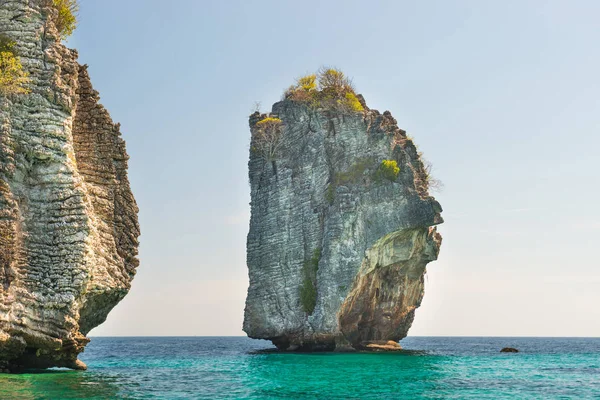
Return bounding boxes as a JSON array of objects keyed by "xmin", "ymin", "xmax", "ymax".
[
  {"xmin": 0, "ymin": 0, "xmax": 139, "ymax": 370},
  {"xmin": 244, "ymin": 96, "xmax": 442, "ymax": 351}
]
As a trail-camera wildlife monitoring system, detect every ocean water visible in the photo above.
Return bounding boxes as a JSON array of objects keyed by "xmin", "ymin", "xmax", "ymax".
[{"xmin": 0, "ymin": 337, "xmax": 598, "ymax": 399}]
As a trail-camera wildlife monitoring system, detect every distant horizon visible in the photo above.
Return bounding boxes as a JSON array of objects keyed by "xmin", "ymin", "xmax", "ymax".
[{"xmin": 88, "ymin": 335, "xmax": 600, "ymax": 339}]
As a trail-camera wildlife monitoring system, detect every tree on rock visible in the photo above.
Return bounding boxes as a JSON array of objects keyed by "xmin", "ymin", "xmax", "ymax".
[{"xmin": 252, "ymin": 117, "xmax": 283, "ymax": 162}]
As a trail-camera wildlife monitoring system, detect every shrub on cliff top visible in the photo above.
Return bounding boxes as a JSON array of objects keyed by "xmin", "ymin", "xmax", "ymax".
[
  {"xmin": 284, "ymin": 67, "xmax": 364, "ymax": 113},
  {"xmin": 0, "ymin": 36, "xmax": 30, "ymax": 95},
  {"xmin": 52, "ymin": 0, "xmax": 79, "ymax": 40},
  {"xmin": 298, "ymin": 74, "xmax": 317, "ymax": 91},
  {"xmin": 318, "ymin": 68, "xmax": 354, "ymax": 96},
  {"xmin": 285, "ymin": 74, "xmax": 318, "ymax": 105},
  {"xmin": 340, "ymin": 92, "xmax": 364, "ymax": 112}
]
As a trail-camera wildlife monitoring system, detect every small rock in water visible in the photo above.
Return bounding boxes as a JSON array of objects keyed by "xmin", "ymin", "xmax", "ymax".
[
  {"xmin": 500, "ymin": 347, "xmax": 519, "ymax": 353},
  {"xmin": 364, "ymin": 341, "xmax": 403, "ymax": 351}
]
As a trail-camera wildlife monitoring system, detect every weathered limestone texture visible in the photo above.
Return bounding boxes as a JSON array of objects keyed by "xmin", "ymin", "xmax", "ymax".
[
  {"xmin": 0, "ymin": 0, "xmax": 139, "ymax": 370},
  {"xmin": 244, "ymin": 96, "xmax": 443, "ymax": 351}
]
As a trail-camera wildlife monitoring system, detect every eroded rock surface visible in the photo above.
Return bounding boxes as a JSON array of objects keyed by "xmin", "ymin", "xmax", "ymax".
[
  {"xmin": 0, "ymin": 0, "xmax": 139, "ymax": 370},
  {"xmin": 244, "ymin": 97, "xmax": 442, "ymax": 351}
]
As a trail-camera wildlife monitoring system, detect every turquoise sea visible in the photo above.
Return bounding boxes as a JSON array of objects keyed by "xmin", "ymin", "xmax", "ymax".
[{"xmin": 0, "ymin": 337, "xmax": 598, "ymax": 399}]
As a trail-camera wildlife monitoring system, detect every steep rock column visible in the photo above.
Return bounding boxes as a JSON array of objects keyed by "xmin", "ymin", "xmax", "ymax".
[
  {"xmin": 0, "ymin": 0, "xmax": 139, "ymax": 370},
  {"xmin": 244, "ymin": 98, "xmax": 443, "ymax": 351}
]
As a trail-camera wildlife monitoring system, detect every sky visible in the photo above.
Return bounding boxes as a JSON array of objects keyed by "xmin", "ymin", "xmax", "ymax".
[{"xmin": 69, "ymin": 0, "xmax": 600, "ymax": 337}]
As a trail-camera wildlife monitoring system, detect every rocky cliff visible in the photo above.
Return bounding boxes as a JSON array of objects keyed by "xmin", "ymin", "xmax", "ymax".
[
  {"xmin": 244, "ymin": 73, "xmax": 442, "ymax": 351},
  {"xmin": 0, "ymin": 0, "xmax": 139, "ymax": 370}
]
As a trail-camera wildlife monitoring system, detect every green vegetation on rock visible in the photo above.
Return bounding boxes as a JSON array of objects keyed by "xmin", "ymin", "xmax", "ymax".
[
  {"xmin": 343, "ymin": 92, "xmax": 364, "ymax": 112},
  {"xmin": 285, "ymin": 67, "xmax": 364, "ymax": 113},
  {"xmin": 325, "ymin": 158, "xmax": 401, "ymax": 203},
  {"xmin": 252, "ymin": 116, "xmax": 283, "ymax": 161},
  {"xmin": 255, "ymin": 117, "xmax": 282, "ymax": 128},
  {"xmin": 334, "ymin": 157, "xmax": 373, "ymax": 186},
  {"xmin": 299, "ymin": 248, "xmax": 321, "ymax": 314},
  {"xmin": 52, "ymin": 0, "xmax": 79, "ymax": 40},
  {"xmin": 325, "ymin": 184, "xmax": 335, "ymax": 205},
  {"xmin": 0, "ymin": 36, "xmax": 29, "ymax": 95},
  {"xmin": 373, "ymin": 159, "xmax": 400, "ymax": 182},
  {"xmin": 325, "ymin": 158, "xmax": 375, "ymax": 204},
  {"xmin": 297, "ymin": 74, "xmax": 317, "ymax": 91}
]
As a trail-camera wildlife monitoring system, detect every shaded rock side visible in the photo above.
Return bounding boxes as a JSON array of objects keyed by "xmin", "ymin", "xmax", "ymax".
[
  {"xmin": 244, "ymin": 99, "xmax": 443, "ymax": 351},
  {"xmin": 0, "ymin": 0, "xmax": 139, "ymax": 370}
]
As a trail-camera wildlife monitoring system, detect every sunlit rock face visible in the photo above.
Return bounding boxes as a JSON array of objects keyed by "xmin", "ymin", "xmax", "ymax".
[
  {"xmin": 244, "ymin": 96, "xmax": 442, "ymax": 351},
  {"xmin": 0, "ymin": 0, "xmax": 139, "ymax": 371}
]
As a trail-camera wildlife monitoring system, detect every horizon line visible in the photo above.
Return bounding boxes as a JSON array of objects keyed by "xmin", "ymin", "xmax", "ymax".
[{"xmin": 88, "ymin": 335, "xmax": 600, "ymax": 339}]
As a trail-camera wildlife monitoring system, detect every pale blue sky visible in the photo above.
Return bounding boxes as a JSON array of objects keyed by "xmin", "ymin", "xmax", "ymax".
[{"xmin": 70, "ymin": 0, "xmax": 599, "ymax": 337}]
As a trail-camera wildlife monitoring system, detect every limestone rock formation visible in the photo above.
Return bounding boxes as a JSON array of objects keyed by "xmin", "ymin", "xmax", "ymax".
[
  {"xmin": 244, "ymin": 80, "xmax": 443, "ymax": 351},
  {"xmin": 0, "ymin": 0, "xmax": 139, "ymax": 370}
]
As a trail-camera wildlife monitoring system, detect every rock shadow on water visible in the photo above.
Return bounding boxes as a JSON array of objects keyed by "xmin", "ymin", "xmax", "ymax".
[{"xmin": 248, "ymin": 348, "xmax": 429, "ymax": 356}]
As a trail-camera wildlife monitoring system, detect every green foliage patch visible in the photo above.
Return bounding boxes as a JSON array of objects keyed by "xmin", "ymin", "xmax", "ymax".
[
  {"xmin": 299, "ymin": 248, "xmax": 321, "ymax": 314},
  {"xmin": 325, "ymin": 158, "xmax": 375, "ymax": 204},
  {"xmin": 297, "ymin": 74, "xmax": 317, "ymax": 91},
  {"xmin": 285, "ymin": 67, "xmax": 364, "ymax": 113},
  {"xmin": 342, "ymin": 92, "xmax": 364, "ymax": 112},
  {"xmin": 373, "ymin": 159, "xmax": 400, "ymax": 182},
  {"xmin": 0, "ymin": 36, "xmax": 29, "ymax": 95},
  {"xmin": 255, "ymin": 117, "xmax": 282, "ymax": 127},
  {"xmin": 334, "ymin": 157, "xmax": 373, "ymax": 186},
  {"xmin": 0, "ymin": 36, "xmax": 15, "ymax": 53},
  {"xmin": 52, "ymin": 0, "xmax": 79, "ymax": 40},
  {"xmin": 325, "ymin": 184, "xmax": 335, "ymax": 205}
]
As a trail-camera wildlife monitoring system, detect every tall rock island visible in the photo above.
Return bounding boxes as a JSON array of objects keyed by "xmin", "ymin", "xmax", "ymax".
[
  {"xmin": 0, "ymin": 0, "xmax": 139, "ymax": 370},
  {"xmin": 244, "ymin": 70, "xmax": 442, "ymax": 351}
]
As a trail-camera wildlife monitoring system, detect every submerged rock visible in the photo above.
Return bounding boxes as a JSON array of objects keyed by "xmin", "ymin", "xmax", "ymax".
[
  {"xmin": 0, "ymin": 0, "xmax": 139, "ymax": 370},
  {"xmin": 363, "ymin": 341, "xmax": 403, "ymax": 351},
  {"xmin": 243, "ymin": 72, "xmax": 443, "ymax": 351}
]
